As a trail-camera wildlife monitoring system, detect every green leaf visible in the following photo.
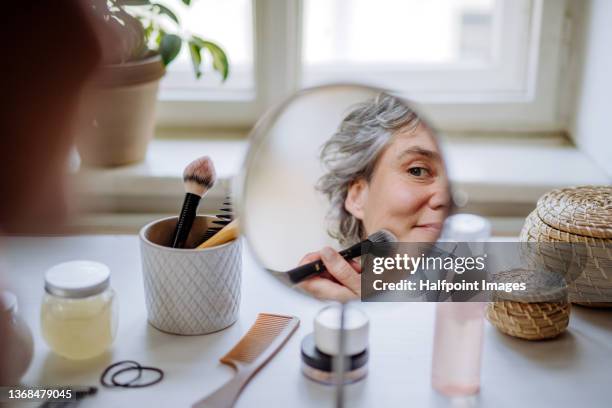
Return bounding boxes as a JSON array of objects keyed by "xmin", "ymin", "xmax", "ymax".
[
  {"xmin": 117, "ymin": 0, "xmax": 151, "ymax": 5},
  {"xmin": 188, "ymin": 40, "xmax": 203, "ymax": 78},
  {"xmin": 159, "ymin": 33, "xmax": 182, "ymax": 66},
  {"xmin": 155, "ymin": 29, "xmax": 165, "ymax": 48},
  {"xmin": 191, "ymin": 36, "xmax": 230, "ymax": 81},
  {"xmin": 182, "ymin": 0, "xmax": 192, "ymax": 5},
  {"xmin": 151, "ymin": 3, "xmax": 180, "ymax": 25},
  {"xmin": 144, "ymin": 23, "xmax": 154, "ymax": 43}
]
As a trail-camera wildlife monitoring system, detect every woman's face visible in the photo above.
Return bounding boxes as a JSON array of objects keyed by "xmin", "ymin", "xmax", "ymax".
[{"xmin": 345, "ymin": 124, "xmax": 450, "ymax": 242}]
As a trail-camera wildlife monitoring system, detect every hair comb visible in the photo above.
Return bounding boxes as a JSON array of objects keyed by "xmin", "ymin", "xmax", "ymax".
[
  {"xmin": 201, "ymin": 195, "xmax": 233, "ymax": 243},
  {"xmin": 192, "ymin": 313, "xmax": 299, "ymax": 408}
]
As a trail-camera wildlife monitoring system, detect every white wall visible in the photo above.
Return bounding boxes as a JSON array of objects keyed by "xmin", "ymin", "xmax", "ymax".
[{"xmin": 569, "ymin": 0, "xmax": 612, "ymax": 180}]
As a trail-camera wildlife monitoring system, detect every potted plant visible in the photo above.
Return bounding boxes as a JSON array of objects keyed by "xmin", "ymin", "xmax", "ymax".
[{"xmin": 77, "ymin": 0, "xmax": 229, "ymax": 167}]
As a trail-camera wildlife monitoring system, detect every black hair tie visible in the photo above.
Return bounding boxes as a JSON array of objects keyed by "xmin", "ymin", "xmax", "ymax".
[
  {"xmin": 101, "ymin": 360, "xmax": 142, "ymax": 388},
  {"xmin": 111, "ymin": 366, "xmax": 164, "ymax": 388},
  {"xmin": 101, "ymin": 360, "xmax": 163, "ymax": 388}
]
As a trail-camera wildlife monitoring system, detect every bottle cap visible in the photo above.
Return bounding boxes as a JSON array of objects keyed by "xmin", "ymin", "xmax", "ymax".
[
  {"xmin": 45, "ymin": 260, "xmax": 110, "ymax": 299},
  {"xmin": 441, "ymin": 214, "xmax": 491, "ymax": 242},
  {"xmin": 314, "ymin": 305, "xmax": 369, "ymax": 356}
]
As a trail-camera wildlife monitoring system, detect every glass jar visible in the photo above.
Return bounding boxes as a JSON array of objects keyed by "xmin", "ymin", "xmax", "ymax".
[
  {"xmin": 40, "ymin": 260, "xmax": 118, "ymax": 360},
  {"xmin": 1, "ymin": 291, "xmax": 34, "ymax": 383}
]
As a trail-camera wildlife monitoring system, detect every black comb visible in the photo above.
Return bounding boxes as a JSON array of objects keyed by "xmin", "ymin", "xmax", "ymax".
[{"xmin": 201, "ymin": 195, "xmax": 233, "ymax": 242}]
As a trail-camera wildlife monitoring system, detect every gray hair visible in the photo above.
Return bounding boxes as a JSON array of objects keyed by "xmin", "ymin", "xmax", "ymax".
[{"xmin": 317, "ymin": 93, "xmax": 420, "ymax": 245}]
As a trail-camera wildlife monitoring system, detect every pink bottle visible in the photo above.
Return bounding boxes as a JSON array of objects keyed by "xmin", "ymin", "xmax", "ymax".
[
  {"xmin": 431, "ymin": 214, "xmax": 490, "ymax": 396},
  {"xmin": 431, "ymin": 302, "xmax": 485, "ymax": 396}
]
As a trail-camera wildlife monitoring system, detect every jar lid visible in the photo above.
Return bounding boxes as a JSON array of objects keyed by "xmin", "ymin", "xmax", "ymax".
[
  {"xmin": 314, "ymin": 305, "xmax": 369, "ymax": 356},
  {"xmin": 44, "ymin": 261, "xmax": 110, "ymax": 298},
  {"xmin": 0, "ymin": 291, "xmax": 17, "ymax": 314}
]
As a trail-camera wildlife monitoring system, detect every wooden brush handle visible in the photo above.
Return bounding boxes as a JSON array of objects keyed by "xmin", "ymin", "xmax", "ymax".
[{"xmin": 197, "ymin": 219, "xmax": 239, "ymax": 249}]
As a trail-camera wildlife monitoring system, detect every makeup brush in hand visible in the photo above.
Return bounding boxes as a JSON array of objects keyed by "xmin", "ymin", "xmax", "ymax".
[
  {"xmin": 171, "ymin": 156, "xmax": 216, "ymax": 248},
  {"xmin": 286, "ymin": 229, "xmax": 397, "ymax": 283}
]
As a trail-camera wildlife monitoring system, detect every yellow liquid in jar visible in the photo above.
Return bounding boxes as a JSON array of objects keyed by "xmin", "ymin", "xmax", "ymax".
[{"xmin": 41, "ymin": 290, "xmax": 117, "ymax": 360}]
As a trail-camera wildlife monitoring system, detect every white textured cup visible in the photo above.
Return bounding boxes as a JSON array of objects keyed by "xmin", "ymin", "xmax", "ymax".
[{"xmin": 139, "ymin": 216, "xmax": 241, "ymax": 335}]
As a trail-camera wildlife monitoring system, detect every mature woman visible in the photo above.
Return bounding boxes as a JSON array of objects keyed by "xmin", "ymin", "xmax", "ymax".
[{"xmin": 298, "ymin": 93, "xmax": 451, "ymax": 301}]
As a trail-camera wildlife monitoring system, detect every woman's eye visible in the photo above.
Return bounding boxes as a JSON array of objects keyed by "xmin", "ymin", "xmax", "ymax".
[{"xmin": 407, "ymin": 167, "xmax": 430, "ymax": 177}]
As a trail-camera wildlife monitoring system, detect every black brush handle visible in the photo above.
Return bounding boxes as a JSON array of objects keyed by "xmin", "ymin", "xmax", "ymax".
[
  {"xmin": 287, "ymin": 241, "xmax": 366, "ymax": 283},
  {"xmin": 171, "ymin": 193, "xmax": 201, "ymax": 248}
]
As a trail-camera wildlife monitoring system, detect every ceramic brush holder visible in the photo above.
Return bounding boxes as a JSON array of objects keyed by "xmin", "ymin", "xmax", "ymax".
[{"xmin": 140, "ymin": 216, "xmax": 241, "ymax": 335}]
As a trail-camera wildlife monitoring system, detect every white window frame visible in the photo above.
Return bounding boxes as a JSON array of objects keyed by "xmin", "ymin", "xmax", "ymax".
[{"xmin": 156, "ymin": 0, "xmax": 569, "ymax": 133}]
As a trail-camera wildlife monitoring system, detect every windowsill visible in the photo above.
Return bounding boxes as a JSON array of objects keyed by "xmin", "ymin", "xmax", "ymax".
[
  {"xmin": 75, "ymin": 137, "xmax": 248, "ymax": 196},
  {"xmin": 72, "ymin": 135, "xmax": 609, "ymax": 234},
  {"xmin": 441, "ymin": 133, "xmax": 609, "ymax": 207},
  {"xmin": 72, "ymin": 138, "xmax": 249, "ymax": 226}
]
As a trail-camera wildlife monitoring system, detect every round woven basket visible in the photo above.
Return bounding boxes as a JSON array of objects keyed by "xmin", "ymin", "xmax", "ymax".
[
  {"xmin": 486, "ymin": 268, "xmax": 570, "ymax": 340},
  {"xmin": 520, "ymin": 186, "xmax": 612, "ymax": 308},
  {"xmin": 486, "ymin": 301, "xmax": 570, "ymax": 340}
]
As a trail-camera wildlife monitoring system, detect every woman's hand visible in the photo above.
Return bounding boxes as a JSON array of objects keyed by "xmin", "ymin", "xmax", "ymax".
[{"xmin": 296, "ymin": 247, "xmax": 361, "ymax": 302}]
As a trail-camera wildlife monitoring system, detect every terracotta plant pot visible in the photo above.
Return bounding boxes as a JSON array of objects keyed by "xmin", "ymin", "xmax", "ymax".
[{"xmin": 76, "ymin": 54, "xmax": 165, "ymax": 167}]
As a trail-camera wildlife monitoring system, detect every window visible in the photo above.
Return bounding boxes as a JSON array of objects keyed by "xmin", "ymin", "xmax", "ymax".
[
  {"xmin": 157, "ymin": 0, "xmax": 568, "ymax": 132},
  {"xmin": 302, "ymin": 0, "xmax": 531, "ymax": 97},
  {"xmin": 158, "ymin": 0, "xmax": 254, "ymax": 100},
  {"xmin": 304, "ymin": 0, "xmax": 498, "ymax": 68}
]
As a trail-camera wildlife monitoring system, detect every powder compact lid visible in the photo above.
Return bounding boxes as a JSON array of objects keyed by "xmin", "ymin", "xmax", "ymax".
[
  {"xmin": 314, "ymin": 305, "xmax": 369, "ymax": 356},
  {"xmin": 301, "ymin": 333, "xmax": 368, "ymax": 372},
  {"xmin": 45, "ymin": 260, "xmax": 110, "ymax": 299}
]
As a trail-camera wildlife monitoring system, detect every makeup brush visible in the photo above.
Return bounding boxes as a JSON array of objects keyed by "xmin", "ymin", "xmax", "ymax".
[
  {"xmin": 286, "ymin": 229, "xmax": 397, "ymax": 284},
  {"xmin": 171, "ymin": 156, "xmax": 216, "ymax": 248},
  {"xmin": 196, "ymin": 218, "xmax": 238, "ymax": 249}
]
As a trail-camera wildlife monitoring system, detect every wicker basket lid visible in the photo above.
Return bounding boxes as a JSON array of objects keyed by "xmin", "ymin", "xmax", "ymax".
[
  {"xmin": 491, "ymin": 268, "xmax": 567, "ymax": 303},
  {"xmin": 536, "ymin": 186, "xmax": 612, "ymax": 239}
]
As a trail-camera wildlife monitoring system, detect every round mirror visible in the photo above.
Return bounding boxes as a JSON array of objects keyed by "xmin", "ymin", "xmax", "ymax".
[{"xmin": 237, "ymin": 84, "xmax": 452, "ymax": 301}]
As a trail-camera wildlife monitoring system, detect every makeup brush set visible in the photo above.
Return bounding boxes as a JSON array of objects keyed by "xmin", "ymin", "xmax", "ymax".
[
  {"xmin": 170, "ymin": 156, "xmax": 238, "ymax": 250},
  {"xmin": 138, "ymin": 156, "xmax": 242, "ymax": 336}
]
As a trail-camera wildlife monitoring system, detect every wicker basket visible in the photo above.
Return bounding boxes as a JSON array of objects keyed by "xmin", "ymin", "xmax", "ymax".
[
  {"xmin": 486, "ymin": 301, "xmax": 570, "ymax": 340},
  {"xmin": 520, "ymin": 186, "xmax": 612, "ymax": 308},
  {"xmin": 486, "ymin": 268, "xmax": 570, "ymax": 340}
]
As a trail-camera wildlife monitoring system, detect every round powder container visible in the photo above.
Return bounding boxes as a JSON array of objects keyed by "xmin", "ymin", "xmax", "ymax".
[
  {"xmin": 301, "ymin": 333, "xmax": 368, "ymax": 385},
  {"xmin": 314, "ymin": 304, "xmax": 369, "ymax": 356}
]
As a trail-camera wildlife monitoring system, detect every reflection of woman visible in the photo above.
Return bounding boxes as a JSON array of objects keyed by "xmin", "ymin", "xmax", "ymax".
[{"xmin": 298, "ymin": 93, "xmax": 451, "ymax": 301}]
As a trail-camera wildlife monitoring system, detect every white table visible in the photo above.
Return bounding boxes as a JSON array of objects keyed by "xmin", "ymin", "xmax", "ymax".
[{"xmin": 3, "ymin": 235, "xmax": 611, "ymax": 407}]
